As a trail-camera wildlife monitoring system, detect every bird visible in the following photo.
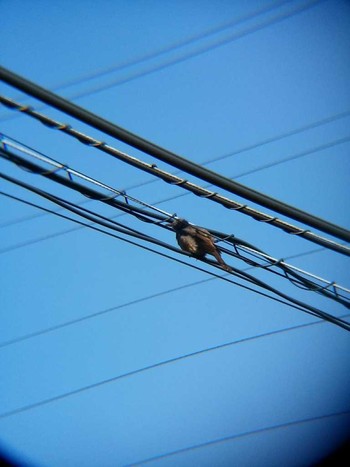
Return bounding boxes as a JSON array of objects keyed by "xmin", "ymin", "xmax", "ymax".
[{"xmin": 170, "ymin": 218, "xmax": 232, "ymax": 272}]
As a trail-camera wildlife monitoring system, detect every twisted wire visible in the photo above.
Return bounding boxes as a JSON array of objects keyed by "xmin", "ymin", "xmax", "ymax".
[
  {"xmin": 1, "ymin": 142, "xmax": 349, "ymax": 308},
  {"xmin": 1, "ymin": 95, "xmax": 349, "ymax": 256}
]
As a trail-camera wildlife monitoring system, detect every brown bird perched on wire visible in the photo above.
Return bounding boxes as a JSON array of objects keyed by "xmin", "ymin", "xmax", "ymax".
[{"xmin": 170, "ymin": 218, "xmax": 232, "ymax": 272}]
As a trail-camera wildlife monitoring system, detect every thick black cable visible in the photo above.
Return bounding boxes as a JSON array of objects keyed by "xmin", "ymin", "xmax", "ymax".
[
  {"xmin": 0, "ymin": 144, "xmax": 258, "ymax": 250},
  {"xmin": 226, "ymin": 244, "xmax": 350, "ymax": 307},
  {"xmin": 1, "ymin": 173, "xmax": 349, "ymax": 331},
  {"xmin": 1, "ymin": 65, "xmax": 349, "ymax": 242},
  {"xmin": 3, "ymin": 186, "xmax": 349, "ymax": 309},
  {"xmin": 1, "ymin": 143, "xmax": 349, "ymax": 310},
  {"xmin": 1, "ymin": 140, "xmax": 350, "ymax": 307},
  {"xmin": 1, "ymin": 103, "xmax": 349, "ymax": 256},
  {"xmin": 0, "ymin": 184, "xmax": 331, "ymax": 325},
  {"xmin": 2, "ymin": 122, "xmax": 350, "ymax": 230}
]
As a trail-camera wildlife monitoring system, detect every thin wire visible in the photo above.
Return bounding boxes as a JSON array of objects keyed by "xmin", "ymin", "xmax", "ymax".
[
  {"xmin": 0, "ymin": 185, "xmax": 339, "ymax": 332},
  {"xmin": 1, "ymin": 316, "xmax": 349, "ymax": 420},
  {"xmin": 0, "ymin": 134, "xmax": 173, "ymax": 220},
  {"xmin": 1, "ymin": 142, "xmax": 349, "ymax": 311},
  {"xmin": 2, "ymin": 68, "xmax": 349, "ymax": 245},
  {"xmin": 0, "ymin": 0, "xmax": 321, "ymax": 121},
  {"xmin": 1, "ymin": 142, "xmax": 349, "ymax": 308},
  {"xmin": 0, "ymin": 1, "xmax": 291, "ymax": 109},
  {"xmin": 2, "ymin": 106, "xmax": 350, "ymax": 229},
  {"xmin": 3, "ymin": 189, "xmax": 348, "ymax": 349},
  {"xmin": 0, "ymin": 190, "xmax": 325, "ymax": 259},
  {"xmin": 129, "ymin": 410, "xmax": 350, "ymax": 466},
  {"xmin": 1, "ymin": 174, "xmax": 349, "ymax": 332},
  {"xmin": 0, "ymin": 103, "xmax": 349, "ymax": 256}
]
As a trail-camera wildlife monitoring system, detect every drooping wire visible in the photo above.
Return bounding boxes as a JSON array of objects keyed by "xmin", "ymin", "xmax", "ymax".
[
  {"xmin": 2, "ymin": 190, "xmax": 346, "ymax": 349},
  {"xmin": 1, "ymin": 312, "xmax": 349, "ymax": 420},
  {"xmin": 2, "ymin": 105, "xmax": 350, "ymax": 229},
  {"xmin": 0, "ymin": 69, "xmax": 348, "ymax": 243},
  {"xmin": 1, "ymin": 142, "xmax": 349, "ymax": 310},
  {"xmin": 0, "ymin": 105, "xmax": 349, "ymax": 256},
  {"xmin": 0, "ymin": 137, "xmax": 350, "ymax": 306},
  {"xmin": 1, "ymin": 172, "xmax": 350, "ymax": 332}
]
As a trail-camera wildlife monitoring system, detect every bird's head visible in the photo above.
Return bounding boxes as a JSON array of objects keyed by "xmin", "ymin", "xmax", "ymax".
[{"xmin": 170, "ymin": 218, "xmax": 190, "ymax": 231}]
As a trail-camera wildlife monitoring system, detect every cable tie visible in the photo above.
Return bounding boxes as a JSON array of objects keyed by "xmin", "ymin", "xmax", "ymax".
[
  {"xmin": 317, "ymin": 281, "xmax": 336, "ymax": 293},
  {"xmin": 19, "ymin": 105, "xmax": 33, "ymax": 113},
  {"xmin": 40, "ymin": 166, "xmax": 67, "ymax": 177},
  {"xmin": 259, "ymin": 215, "xmax": 277, "ymax": 223},
  {"xmin": 232, "ymin": 204, "xmax": 247, "ymax": 212},
  {"xmin": 170, "ymin": 179, "xmax": 188, "ymax": 186},
  {"xmin": 96, "ymin": 193, "xmax": 119, "ymax": 202},
  {"xmin": 156, "ymin": 213, "xmax": 177, "ymax": 226},
  {"xmin": 73, "ymin": 133, "xmax": 99, "ymax": 146},
  {"xmin": 290, "ymin": 228, "xmax": 310, "ymax": 236},
  {"xmin": 56, "ymin": 123, "xmax": 72, "ymax": 131},
  {"xmin": 151, "ymin": 163, "xmax": 157, "ymax": 169},
  {"xmin": 199, "ymin": 191, "xmax": 217, "ymax": 199}
]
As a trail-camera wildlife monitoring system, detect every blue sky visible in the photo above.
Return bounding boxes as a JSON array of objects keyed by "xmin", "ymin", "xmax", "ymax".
[{"xmin": 0, "ymin": 0, "xmax": 350, "ymax": 465}]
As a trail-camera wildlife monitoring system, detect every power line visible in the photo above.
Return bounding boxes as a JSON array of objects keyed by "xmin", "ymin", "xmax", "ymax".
[
  {"xmin": 1, "ymin": 140, "xmax": 349, "ymax": 307},
  {"xmin": 2, "ymin": 139, "xmax": 350, "ymax": 306},
  {"xmin": 1, "ymin": 172, "xmax": 350, "ymax": 332},
  {"xmin": 1, "ymin": 316, "xmax": 349, "ymax": 420},
  {"xmin": 2, "ymin": 138, "xmax": 350, "ymax": 315},
  {"xmin": 1, "ymin": 66, "xmax": 349, "ymax": 243},
  {"xmin": 1, "ymin": 106, "xmax": 349, "ymax": 230},
  {"xmin": 130, "ymin": 410, "xmax": 350, "ymax": 466},
  {"xmin": 2, "ymin": 184, "xmax": 349, "ymax": 311},
  {"xmin": 3, "ymin": 131, "xmax": 350, "ymax": 225},
  {"xmin": 0, "ymin": 1, "xmax": 291, "ymax": 105},
  {"xmin": 0, "ymin": 0, "xmax": 322, "ymax": 121},
  {"xmin": 2, "ymin": 189, "xmax": 349, "ymax": 349},
  {"xmin": 1, "ymin": 101, "xmax": 349, "ymax": 256}
]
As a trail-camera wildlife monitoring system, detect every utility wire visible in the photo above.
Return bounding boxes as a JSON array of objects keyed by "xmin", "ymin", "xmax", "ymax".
[
  {"xmin": 1, "ymin": 139, "xmax": 350, "ymax": 305},
  {"xmin": 0, "ymin": 190, "xmax": 333, "ymax": 278},
  {"xmin": 0, "ymin": 1, "xmax": 291, "ymax": 105},
  {"xmin": 1, "ymin": 106, "xmax": 350, "ymax": 232},
  {"xmin": 130, "ymin": 410, "xmax": 350, "ymax": 466},
  {"xmin": 2, "ymin": 188, "xmax": 345, "ymax": 348},
  {"xmin": 0, "ymin": 0, "xmax": 322, "ymax": 121},
  {"xmin": 1, "ymin": 99, "xmax": 349, "ymax": 256},
  {"xmin": 1, "ymin": 142, "xmax": 349, "ymax": 308},
  {"xmin": 2, "ymin": 171, "xmax": 350, "ymax": 332},
  {"xmin": 1, "ymin": 67, "xmax": 349, "ymax": 243},
  {"xmin": 1, "ymin": 315, "xmax": 349, "ymax": 420},
  {"xmin": 3, "ymin": 132, "xmax": 350, "ymax": 229},
  {"xmin": 2, "ymin": 187, "xmax": 349, "ymax": 311},
  {"xmin": 1, "ymin": 190, "xmax": 349, "ymax": 349}
]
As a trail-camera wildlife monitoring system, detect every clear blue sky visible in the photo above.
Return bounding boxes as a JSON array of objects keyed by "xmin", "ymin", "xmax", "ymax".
[{"xmin": 1, "ymin": 0, "xmax": 350, "ymax": 465}]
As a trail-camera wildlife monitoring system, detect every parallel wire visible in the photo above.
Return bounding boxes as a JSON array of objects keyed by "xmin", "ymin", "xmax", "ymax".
[
  {"xmin": 1, "ymin": 96, "xmax": 349, "ymax": 256},
  {"xmin": 1, "ymin": 69, "xmax": 348, "ymax": 244},
  {"xmin": 2, "ymin": 173, "xmax": 350, "ymax": 333},
  {"xmin": 0, "ymin": 143, "xmax": 350, "ymax": 305},
  {"xmin": 2, "ymin": 107, "xmax": 350, "ymax": 229},
  {"xmin": 1, "ymin": 143, "xmax": 349, "ymax": 307},
  {"xmin": 1, "ymin": 314, "xmax": 349, "ymax": 420},
  {"xmin": 3, "ymin": 189, "xmax": 348, "ymax": 349},
  {"xmin": 0, "ymin": 0, "xmax": 321, "ymax": 121}
]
